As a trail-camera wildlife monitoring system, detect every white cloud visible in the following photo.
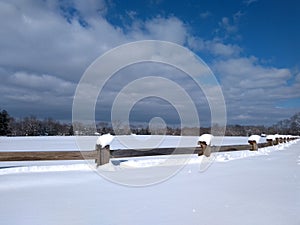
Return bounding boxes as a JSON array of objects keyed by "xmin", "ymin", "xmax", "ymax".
[
  {"xmin": 212, "ymin": 57, "xmax": 300, "ymax": 124},
  {"xmin": 0, "ymin": 68, "xmax": 76, "ymax": 112},
  {"xmin": 219, "ymin": 17, "xmax": 237, "ymax": 34},
  {"xmin": 143, "ymin": 17, "xmax": 187, "ymax": 45},
  {"xmin": 126, "ymin": 10, "xmax": 138, "ymax": 20},
  {"xmin": 214, "ymin": 57, "xmax": 294, "ymax": 97},
  {"xmin": 187, "ymin": 36, "xmax": 205, "ymax": 51},
  {"xmin": 200, "ymin": 11, "xmax": 212, "ymax": 19},
  {"xmin": 0, "ymin": 1, "xmax": 191, "ymax": 81},
  {"xmin": 0, "ymin": 0, "xmax": 298, "ymax": 124},
  {"xmin": 295, "ymin": 73, "xmax": 300, "ymax": 83},
  {"xmin": 0, "ymin": 1, "xmax": 198, "ymax": 121},
  {"xmin": 243, "ymin": 0, "xmax": 258, "ymax": 6},
  {"xmin": 207, "ymin": 41, "xmax": 242, "ymax": 57},
  {"xmin": 73, "ymin": 0, "xmax": 107, "ymax": 18},
  {"xmin": 233, "ymin": 10, "xmax": 245, "ymax": 22},
  {"xmin": 8, "ymin": 72, "xmax": 75, "ymax": 95},
  {"xmin": 215, "ymin": 57, "xmax": 291, "ymax": 87},
  {"xmin": 188, "ymin": 38, "xmax": 241, "ymax": 57}
]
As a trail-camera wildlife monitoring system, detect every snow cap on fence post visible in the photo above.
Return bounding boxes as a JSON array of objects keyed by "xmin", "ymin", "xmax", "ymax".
[
  {"xmin": 95, "ymin": 133, "xmax": 114, "ymax": 166},
  {"xmin": 282, "ymin": 135, "xmax": 287, "ymax": 143},
  {"xmin": 96, "ymin": 133, "xmax": 114, "ymax": 147},
  {"xmin": 266, "ymin": 135, "xmax": 275, "ymax": 146},
  {"xmin": 287, "ymin": 135, "xmax": 293, "ymax": 141},
  {"xmin": 198, "ymin": 134, "xmax": 213, "ymax": 157},
  {"xmin": 248, "ymin": 135, "xmax": 260, "ymax": 151},
  {"xmin": 274, "ymin": 134, "xmax": 280, "ymax": 145},
  {"xmin": 278, "ymin": 135, "xmax": 284, "ymax": 143}
]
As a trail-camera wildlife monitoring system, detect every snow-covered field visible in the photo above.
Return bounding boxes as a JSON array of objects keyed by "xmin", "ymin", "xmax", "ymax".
[
  {"xmin": 0, "ymin": 135, "xmax": 265, "ymax": 168},
  {"xmin": 0, "ymin": 136, "xmax": 92, "ymax": 151},
  {"xmin": 0, "ymin": 135, "xmax": 265, "ymax": 152},
  {"xmin": 0, "ymin": 136, "xmax": 299, "ymax": 225}
]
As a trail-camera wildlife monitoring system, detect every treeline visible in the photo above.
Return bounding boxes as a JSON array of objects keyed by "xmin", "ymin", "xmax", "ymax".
[
  {"xmin": 0, "ymin": 109, "xmax": 299, "ymax": 136},
  {"xmin": 1, "ymin": 110, "xmax": 73, "ymax": 136},
  {"xmin": 271, "ymin": 112, "xmax": 300, "ymax": 135}
]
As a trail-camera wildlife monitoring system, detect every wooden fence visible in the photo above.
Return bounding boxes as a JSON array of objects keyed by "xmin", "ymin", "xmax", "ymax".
[{"xmin": 0, "ymin": 136, "xmax": 298, "ymax": 167}]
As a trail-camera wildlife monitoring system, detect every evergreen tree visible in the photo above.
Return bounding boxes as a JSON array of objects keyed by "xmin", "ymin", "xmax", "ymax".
[{"xmin": 0, "ymin": 109, "xmax": 11, "ymax": 136}]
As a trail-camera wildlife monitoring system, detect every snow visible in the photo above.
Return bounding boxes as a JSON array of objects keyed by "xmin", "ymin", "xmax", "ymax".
[
  {"xmin": 0, "ymin": 135, "xmax": 250, "ymax": 168},
  {"xmin": 0, "ymin": 163, "xmax": 92, "ymax": 175},
  {"xmin": 110, "ymin": 135, "xmax": 199, "ymax": 150},
  {"xmin": 96, "ymin": 133, "xmax": 114, "ymax": 147},
  {"xmin": 0, "ymin": 135, "xmax": 269, "ymax": 153},
  {"xmin": 0, "ymin": 138, "xmax": 299, "ymax": 225},
  {"xmin": 110, "ymin": 135, "xmax": 267, "ymax": 149},
  {"xmin": 213, "ymin": 136, "xmax": 266, "ymax": 146},
  {"xmin": 1, "ymin": 139, "xmax": 295, "ymax": 173},
  {"xmin": 0, "ymin": 136, "xmax": 95, "ymax": 152},
  {"xmin": 214, "ymin": 140, "xmax": 295, "ymax": 162},
  {"xmin": 248, "ymin": 134, "xmax": 261, "ymax": 143},
  {"xmin": 266, "ymin": 134, "xmax": 276, "ymax": 141},
  {"xmin": 198, "ymin": 134, "xmax": 213, "ymax": 145}
]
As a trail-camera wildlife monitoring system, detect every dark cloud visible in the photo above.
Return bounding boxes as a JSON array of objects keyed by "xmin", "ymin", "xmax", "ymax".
[{"xmin": 0, "ymin": 0, "xmax": 299, "ymax": 126}]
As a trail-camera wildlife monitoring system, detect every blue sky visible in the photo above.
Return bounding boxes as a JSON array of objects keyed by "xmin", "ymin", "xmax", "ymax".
[
  {"xmin": 0, "ymin": 0, "xmax": 299, "ymax": 126},
  {"xmin": 106, "ymin": 0, "xmax": 299, "ymax": 67}
]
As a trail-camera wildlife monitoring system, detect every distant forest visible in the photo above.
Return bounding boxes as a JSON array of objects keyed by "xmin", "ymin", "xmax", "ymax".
[{"xmin": 0, "ymin": 109, "xmax": 299, "ymax": 136}]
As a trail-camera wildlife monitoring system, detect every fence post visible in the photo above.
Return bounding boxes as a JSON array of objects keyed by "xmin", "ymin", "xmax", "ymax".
[
  {"xmin": 267, "ymin": 139, "xmax": 273, "ymax": 146},
  {"xmin": 283, "ymin": 136, "xmax": 287, "ymax": 143},
  {"xmin": 95, "ymin": 144, "xmax": 101, "ymax": 166},
  {"xmin": 198, "ymin": 141, "xmax": 211, "ymax": 157},
  {"xmin": 266, "ymin": 135, "xmax": 275, "ymax": 146},
  {"xmin": 198, "ymin": 134, "xmax": 213, "ymax": 157},
  {"xmin": 248, "ymin": 135, "xmax": 260, "ymax": 151},
  {"xmin": 95, "ymin": 144, "xmax": 111, "ymax": 167},
  {"xmin": 248, "ymin": 140, "xmax": 258, "ymax": 151}
]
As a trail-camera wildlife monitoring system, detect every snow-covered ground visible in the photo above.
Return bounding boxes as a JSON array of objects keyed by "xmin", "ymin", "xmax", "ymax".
[
  {"xmin": 0, "ymin": 137, "xmax": 299, "ymax": 225},
  {"xmin": 0, "ymin": 135, "xmax": 265, "ymax": 152},
  {"xmin": 0, "ymin": 136, "xmax": 92, "ymax": 151},
  {"xmin": 0, "ymin": 135, "xmax": 265, "ymax": 168}
]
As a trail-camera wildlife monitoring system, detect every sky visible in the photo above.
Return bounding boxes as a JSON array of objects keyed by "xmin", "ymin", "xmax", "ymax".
[{"xmin": 0, "ymin": 0, "xmax": 299, "ymax": 126}]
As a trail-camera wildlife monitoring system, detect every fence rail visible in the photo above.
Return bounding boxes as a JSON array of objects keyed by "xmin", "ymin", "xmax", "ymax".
[
  {"xmin": 0, "ymin": 150, "xmax": 96, "ymax": 162},
  {"xmin": 0, "ymin": 136, "xmax": 297, "ymax": 166}
]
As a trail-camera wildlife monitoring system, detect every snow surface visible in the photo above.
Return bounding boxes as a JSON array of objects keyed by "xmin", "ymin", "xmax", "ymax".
[
  {"xmin": 0, "ymin": 136, "xmax": 95, "ymax": 152},
  {"xmin": 110, "ymin": 135, "xmax": 199, "ymax": 150},
  {"xmin": 0, "ymin": 137, "xmax": 299, "ymax": 225},
  {"xmin": 0, "ymin": 135, "xmax": 247, "ymax": 168},
  {"xmin": 0, "ymin": 135, "xmax": 268, "ymax": 153},
  {"xmin": 266, "ymin": 134, "xmax": 276, "ymax": 141}
]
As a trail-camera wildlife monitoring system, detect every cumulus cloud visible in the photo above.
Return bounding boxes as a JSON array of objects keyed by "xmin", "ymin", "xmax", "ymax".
[
  {"xmin": 213, "ymin": 57, "xmax": 300, "ymax": 124},
  {"xmin": 215, "ymin": 57, "xmax": 291, "ymax": 88},
  {"xmin": 0, "ymin": 1, "xmax": 191, "ymax": 81},
  {"xmin": 0, "ymin": 0, "xmax": 298, "ymax": 125},
  {"xmin": 128, "ymin": 16, "xmax": 188, "ymax": 45},
  {"xmin": 0, "ymin": 0, "xmax": 198, "ymax": 121},
  {"xmin": 72, "ymin": 0, "xmax": 107, "ymax": 18},
  {"xmin": 207, "ymin": 41, "xmax": 242, "ymax": 57},
  {"xmin": 219, "ymin": 17, "xmax": 238, "ymax": 34},
  {"xmin": 200, "ymin": 11, "xmax": 212, "ymax": 19},
  {"xmin": 243, "ymin": 0, "xmax": 258, "ymax": 6},
  {"xmin": 8, "ymin": 72, "xmax": 75, "ymax": 95},
  {"xmin": 187, "ymin": 38, "xmax": 241, "ymax": 57}
]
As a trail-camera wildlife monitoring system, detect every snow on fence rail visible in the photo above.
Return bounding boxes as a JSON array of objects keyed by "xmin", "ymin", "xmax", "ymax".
[{"xmin": 0, "ymin": 134, "xmax": 298, "ymax": 167}]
